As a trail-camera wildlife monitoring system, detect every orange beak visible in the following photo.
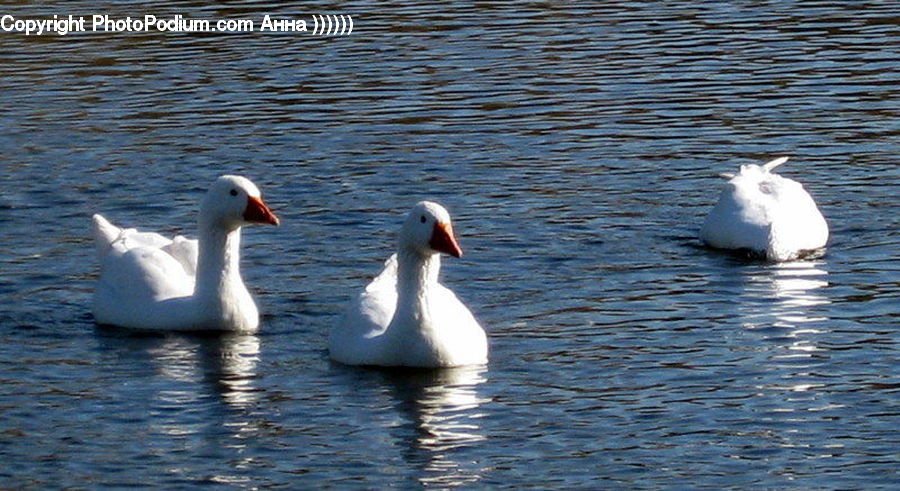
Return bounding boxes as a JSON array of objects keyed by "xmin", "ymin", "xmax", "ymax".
[
  {"xmin": 429, "ymin": 222, "xmax": 462, "ymax": 258},
  {"xmin": 243, "ymin": 196, "xmax": 280, "ymax": 226}
]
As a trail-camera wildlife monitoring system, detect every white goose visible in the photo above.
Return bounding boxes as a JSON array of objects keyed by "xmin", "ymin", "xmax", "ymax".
[
  {"xmin": 329, "ymin": 201, "xmax": 488, "ymax": 367},
  {"xmin": 700, "ymin": 157, "xmax": 828, "ymax": 261},
  {"xmin": 92, "ymin": 175, "xmax": 279, "ymax": 332}
]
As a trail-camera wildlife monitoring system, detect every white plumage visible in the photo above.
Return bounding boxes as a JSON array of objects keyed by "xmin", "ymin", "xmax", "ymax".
[
  {"xmin": 329, "ymin": 201, "xmax": 488, "ymax": 367},
  {"xmin": 700, "ymin": 157, "xmax": 828, "ymax": 261},
  {"xmin": 92, "ymin": 175, "xmax": 279, "ymax": 332}
]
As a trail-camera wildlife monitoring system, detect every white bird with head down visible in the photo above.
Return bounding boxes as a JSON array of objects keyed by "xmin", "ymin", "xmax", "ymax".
[
  {"xmin": 700, "ymin": 157, "xmax": 828, "ymax": 261},
  {"xmin": 92, "ymin": 175, "xmax": 279, "ymax": 332},
  {"xmin": 329, "ymin": 201, "xmax": 488, "ymax": 367}
]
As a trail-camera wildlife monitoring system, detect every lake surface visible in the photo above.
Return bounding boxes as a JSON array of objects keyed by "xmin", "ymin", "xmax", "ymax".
[{"xmin": 1, "ymin": 0, "xmax": 898, "ymax": 487}]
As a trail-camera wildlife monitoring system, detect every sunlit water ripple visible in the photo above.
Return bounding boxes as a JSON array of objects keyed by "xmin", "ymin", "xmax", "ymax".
[{"xmin": 1, "ymin": 0, "xmax": 898, "ymax": 487}]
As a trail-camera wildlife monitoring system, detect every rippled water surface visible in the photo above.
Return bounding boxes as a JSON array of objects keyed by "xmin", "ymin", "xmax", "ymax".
[{"xmin": 2, "ymin": 1, "xmax": 899, "ymax": 487}]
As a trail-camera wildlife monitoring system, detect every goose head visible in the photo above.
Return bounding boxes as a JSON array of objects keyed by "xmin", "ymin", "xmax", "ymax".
[
  {"xmin": 200, "ymin": 175, "xmax": 279, "ymax": 230},
  {"xmin": 400, "ymin": 201, "xmax": 463, "ymax": 258}
]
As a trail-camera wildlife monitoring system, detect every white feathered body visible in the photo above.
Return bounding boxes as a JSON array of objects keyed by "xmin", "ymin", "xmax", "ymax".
[
  {"xmin": 330, "ymin": 253, "xmax": 488, "ymax": 368},
  {"xmin": 700, "ymin": 158, "xmax": 828, "ymax": 261},
  {"xmin": 92, "ymin": 214, "xmax": 259, "ymax": 332}
]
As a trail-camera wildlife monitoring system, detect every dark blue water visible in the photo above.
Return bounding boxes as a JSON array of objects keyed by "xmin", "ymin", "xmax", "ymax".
[{"xmin": 1, "ymin": 1, "xmax": 898, "ymax": 487}]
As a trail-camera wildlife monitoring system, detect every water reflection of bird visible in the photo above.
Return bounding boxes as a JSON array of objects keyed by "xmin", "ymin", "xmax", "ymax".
[
  {"xmin": 200, "ymin": 334, "xmax": 262, "ymax": 410},
  {"xmin": 745, "ymin": 261, "xmax": 830, "ymax": 330},
  {"xmin": 736, "ymin": 260, "xmax": 830, "ymax": 370},
  {"xmin": 139, "ymin": 333, "xmax": 266, "ymax": 483},
  {"xmin": 95, "ymin": 329, "xmax": 263, "ymax": 420},
  {"xmin": 378, "ymin": 366, "xmax": 489, "ymax": 487}
]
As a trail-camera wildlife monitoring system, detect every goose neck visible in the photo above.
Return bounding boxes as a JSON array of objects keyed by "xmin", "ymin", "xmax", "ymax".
[
  {"xmin": 396, "ymin": 248, "xmax": 440, "ymax": 303},
  {"xmin": 195, "ymin": 221, "xmax": 243, "ymax": 299}
]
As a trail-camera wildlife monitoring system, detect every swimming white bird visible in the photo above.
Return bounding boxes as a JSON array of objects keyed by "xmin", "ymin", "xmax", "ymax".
[
  {"xmin": 92, "ymin": 175, "xmax": 279, "ymax": 332},
  {"xmin": 699, "ymin": 157, "xmax": 828, "ymax": 261},
  {"xmin": 329, "ymin": 201, "xmax": 488, "ymax": 367}
]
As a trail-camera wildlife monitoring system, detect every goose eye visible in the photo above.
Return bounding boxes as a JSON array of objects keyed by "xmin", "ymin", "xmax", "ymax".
[
  {"xmin": 230, "ymin": 189, "xmax": 238, "ymax": 197},
  {"xmin": 420, "ymin": 215, "xmax": 427, "ymax": 223}
]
